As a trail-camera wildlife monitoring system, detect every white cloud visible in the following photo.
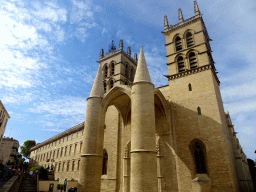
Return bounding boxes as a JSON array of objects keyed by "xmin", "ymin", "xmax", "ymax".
[{"xmin": 41, "ymin": 128, "xmax": 65, "ymax": 132}]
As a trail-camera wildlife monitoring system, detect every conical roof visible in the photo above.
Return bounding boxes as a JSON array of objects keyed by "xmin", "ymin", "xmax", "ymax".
[
  {"xmin": 89, "ymin": 65, "xmax": 104, "ymax": 97},
  {"xmin": 133, "ymin": 46, "xmax": 151, "ymax": 83}
]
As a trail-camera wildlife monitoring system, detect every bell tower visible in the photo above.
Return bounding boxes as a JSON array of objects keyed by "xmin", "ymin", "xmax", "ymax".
[
  {"xmin": 98, "ymin": 40, "xmax": 137, "ymax": 93},
  {"xmin": 162, "ymin": 1, "xmax": 242, "ymax": 191},
  {"xmin": 163, "ymin": 1, "xmax": 216, "ymax": 79}
]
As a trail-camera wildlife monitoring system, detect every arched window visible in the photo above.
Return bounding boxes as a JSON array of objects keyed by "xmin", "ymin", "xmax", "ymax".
[
  {"xmin": 104, "ymin": 82, "xmax": 107, "ymax": 93},
  {"xmin": 124, "ymin": 81, "xmax": 128, "ymax": 85},
  {"xmin": 102, "ymin": 149, "xmax": 108, "ymax": 175},
  {"xmin": 67, "ymin": 161, "xmax": 69, "ymax": 171},
  {"xmin": 186, "ymin": 32, "xmax": 194, "ymax": 47},
  {"xmin": 177, "ymin": 56, "xmax": 185, "ymax": 72},
  {"xmin": 197, "ymin": 106, "xmax": 201, "ymax": 115},
  {"xmin": 130, "ymin": 68, "xmax": 134, "ymax": 81},
  {"xmin": 193, "ymin": 142, "xmax": 206, "ymax": 174},
  {"xmin": 125, "ymin": 64, "xmax": 129, "ymax": 78},
  {"xmin": 104, "ymin": 65, "xmax": 108, "ymax": 78},
  {"xmin": 189, "ymin": 52, "xmax": 197, "ymax": 69},
  {"xmin": 53, "ymin": 151, "xmax": 55, "ymax": 158},
  {"xmin": 188, "ymin": 83, "xmax": 192, "ymax": 91},
  {"xmin": 110, "ymin": 63, "xmax": 115, "ymax": 76},
  {"xmin": 110, "ymin": 80, "xmax": 114, "ymax": 89},
  {"xmin": 175, "ymin": 36, "xmax": 182, "ymax": 51}
]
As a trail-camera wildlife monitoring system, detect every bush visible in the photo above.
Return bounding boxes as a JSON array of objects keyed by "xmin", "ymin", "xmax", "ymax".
[{"xmin": 57, "ymin": 184, "xmax": 64, "ymax": 190}]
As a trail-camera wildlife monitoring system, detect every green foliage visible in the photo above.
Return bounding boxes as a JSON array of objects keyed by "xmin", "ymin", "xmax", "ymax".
[
  {"xmin": 30, "ymin": 166, "xmax": 48, "ymax": 180},
  {"xmin": 20, "ymin": 140, "xmax": 36, "ymax": 160},
  {"xmin": 57, "ymin": 184, "xmax": 64, "ymax": 189},
  {"xmin": 71, "ymin": 177, "xmax": 74, "ymax": 181}
]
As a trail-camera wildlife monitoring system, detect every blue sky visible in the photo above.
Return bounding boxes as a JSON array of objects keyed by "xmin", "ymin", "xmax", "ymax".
[{"xmin": 0, "ymin": 0, "xmax": 255, "ymax": 160}]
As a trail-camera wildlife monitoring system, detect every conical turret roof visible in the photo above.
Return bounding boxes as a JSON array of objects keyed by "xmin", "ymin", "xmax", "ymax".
[
  {"xmin": 89, "ymin": 65, "xmax": 104, "ymax": 97},
  {"xmin": 133, "ymin": 46, "xmax": 151, "ymax": 83}
]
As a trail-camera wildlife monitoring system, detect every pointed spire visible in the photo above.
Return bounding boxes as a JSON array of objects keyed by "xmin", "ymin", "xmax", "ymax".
[
  {"xmin": 194, "ymin": 1, "xmax": 201, "ymax": 16},
  {"xmin": 100, "ymin": 49, "xmax": 104, "ymax": 59},
  {"xmin": 89, "ymin": 65, "xmax": 104, "ymax": 97},
  {"xmin": 164, "ymin": 15, "xmax": 169, "ymax": 32},
  {"xmin": 178, "ymin": 8, "xmax": 184, "ymax": 23},
  {"xmin": 119, "ymin": 39, "xmax": 123, "ymax": 50},
  {"xmin": 133, "ymin": 46, "xmax": 151, "ymax": 83},
  {"xmin": 134, "ymin": 53, "xmax": 138, "ymax": 63},
  {"xmin": 127, "ymin": 46, "xmax": 131, "ymax": 56}
]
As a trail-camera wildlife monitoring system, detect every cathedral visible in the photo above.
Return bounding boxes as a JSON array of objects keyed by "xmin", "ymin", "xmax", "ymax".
[{"xmin": 30, "ymin": 1, "xmax": 254, "ymax": 191}]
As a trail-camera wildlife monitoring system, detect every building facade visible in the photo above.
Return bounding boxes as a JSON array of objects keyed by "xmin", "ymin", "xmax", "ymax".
[
  {"xmin": 0, "ymin": 137, "xmax": 19, "ymax": 164},
  {"xmin": 0, "ymin": 100, "xmax": 10, "ymax": 143},
  {"xmin": 30, "ymin": 2, "xmax": 254, "ymax": 192}
]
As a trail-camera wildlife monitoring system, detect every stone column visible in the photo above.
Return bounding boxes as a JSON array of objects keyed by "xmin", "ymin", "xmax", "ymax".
[
  {"xmin": 130, "ymin": 82, "xmax": 157, "ymax": 192},
  {"xmin": 79, "ymin": 65, "xmax": 104, "ymax": 192}
]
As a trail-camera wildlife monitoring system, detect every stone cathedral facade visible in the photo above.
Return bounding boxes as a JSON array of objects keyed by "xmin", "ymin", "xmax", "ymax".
[{"xmin": 30, "ymin": 2, "xmax": 254, "ymax": 192}]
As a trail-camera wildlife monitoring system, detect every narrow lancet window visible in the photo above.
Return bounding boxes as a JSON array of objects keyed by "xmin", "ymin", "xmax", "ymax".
[
  {"xmin": 104, "ymin": 82, "xmax": 107, "ymax": 93},
  {"xmin": 197, "ymin": 106, "xmax": 201, "ymax": 115},
  {"xmin": 194, "ymin": 142, "xmax": 206, "ymax": 174},
  {"xmin": 186, "ymin": 32, "xmax": 194, "ymax": 47},
  {"xmin": 111, "ymin": 63, "xmax": 115, "ymax": 76},
  {"xmin": 110, "ymin": 80, "xmax": 114, "ymax": 89},
  {"xmin": 104, "ymin": 65, "xmax": 108, "ymax": 77},
  {"xmin": 189, "ymin": 52, "xmax": 197, "ymax": 69},
  {"xmin": 175, "ymin": 36, "xmax": 182, "ymax": 51},
  {"xmin": 188, "ymin": 83, "xmax": 192, "ymax": 91},
  {"xmin": 177, "ymin": 56, "xmax": 185, "ymax": 72},
  {"xmin": 125, "ymin": 64, "xmax": 129, "ymax": 78},
  {"xmin": 102, "ymin": 149, "xmax": 108, "ymax": 175},
  {"xmin": 130, "ymin": 68, "xmax": 134, "ymax": 81}
]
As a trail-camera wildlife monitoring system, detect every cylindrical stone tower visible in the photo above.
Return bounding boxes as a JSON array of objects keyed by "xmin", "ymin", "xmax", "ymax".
[
  {"xmin": 79, "ymin": 65, "xmax": 104, "ymax": 192},
  {"xmin": 130, "ymin": 46, "xmax": 158, "ymax": 191}
]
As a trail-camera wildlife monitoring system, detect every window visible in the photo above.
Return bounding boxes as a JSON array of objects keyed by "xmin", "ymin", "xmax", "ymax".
[
  {"xmin": 124, "ymin": 81, "xmax": 128, "ymax": 85},
  {"xmin": 175, "ymin": 36, "xmax": 182, "ymax": 51},
  {"xmin": 188, "ymin": 83, "xmax": 192, "ymax": 91},
  {"xmin": 53, "ymin": 151, "xmax": 55, "ymax": 158},
  {"xmin": 72, "ymin": 161, "xmax": 75, "ymax": 171},
  {"xmin": 125, "ymin": 64, "xmax": 129, "ymax": 78},
  {"xmin": 186, "ymin": 32, "xmax": 194, "ymax": 47},
  {"xmin": 104, "ymin": 65, "xmax": 108, "ymax": 77},
  {"xmin": 189, "ymin": 52, "xmax": 197, "ymax": 69},
  {"xmin": 58, "ymin": 163, "xmax": 61, "ymax": 172},
  {"xmin": 110, "ymin": 80, "xmax": 114, "ymax": 89},
  {"xmin": 57, "ymin": 150, "xmax": 59, "ymax": 158},
  {"xmin": 77, "ymin": 160, "xmax": 80, "ymax": 170},
  {"xmin": 130, "ymin": 68, "xmax": 134, "ymax": 81},
  {"xmin": 62, "ymin": 162, "xmax": 65, "ymax": 171},
  {"xmin": 110, "ymin": 63, "xmax": 115, "ymax": 76},
  {"xmin": 65, "ymin": 147, "xmax": 67, "ymax": 156},
  {"xmin": 104, "ymin": 82, "xmax": 107, "ymax": 93},
  {"xmin": 80, "ymin": 143, "xmax": 82, "ymax": 153},
  {"xmin": 197, "ymin": 107, "xmax": 201, "ymax": 115},
  {"xmin": 61, "ymin": 148, "xmax": 63, "ymax": 157},
  {"xmin": 102, "ymin": 149, "xmax": 108, "ymax": 175},
  {"xmin": 69, "ymin": 146, "xmax": 72, "ymax": 155},
  {"xmin": 74, "ymin": 144, "xmax": 77, "ymax": 154},
  {"xmin": 177, "ymin": 56, "xmax": 185, "ymax": 72},
  {"xmin": 194, "ymin": 142, "xmax": 206, "ymax": 173},
  {"xmin": 67, "ymin": 161, "xmax": 69, "ymax": 171}
]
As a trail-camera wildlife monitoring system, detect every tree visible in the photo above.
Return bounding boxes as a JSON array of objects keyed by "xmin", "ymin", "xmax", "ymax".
[{"xmin": 20, "ymin": 140, "xmax": 36, "ymax": 160}]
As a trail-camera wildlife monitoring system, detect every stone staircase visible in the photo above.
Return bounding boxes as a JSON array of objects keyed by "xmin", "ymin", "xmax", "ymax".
[{"xmin": 18, "ymin": 178, "xmax": 37, "ymax": 192}]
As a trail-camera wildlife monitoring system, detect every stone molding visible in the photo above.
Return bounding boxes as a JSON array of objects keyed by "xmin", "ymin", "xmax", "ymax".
[{"xmin": 164, "ymin": 64, "xmax": 220, "ymax": 85}]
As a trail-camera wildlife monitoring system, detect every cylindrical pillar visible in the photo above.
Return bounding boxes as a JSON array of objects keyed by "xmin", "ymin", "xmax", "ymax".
[
  {"xmin": 79, "ymin": 97, "xmax": 104, "ymax": 192},
  {"xmin": 130, "ymin": 82, "xmax": 157, "ymax": 192}
]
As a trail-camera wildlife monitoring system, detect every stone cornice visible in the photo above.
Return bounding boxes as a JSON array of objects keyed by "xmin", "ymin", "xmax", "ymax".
[
  {"xmin": 164, "ymin": 64, "xmax": 220, "ymax": 85},
  {"xmin": 31, "ymin": 122, "xmax": 84, "ymax": 151},
  {"xmin": 162, "ymin": 15, "xmax": 202, "ymax": 35},
  {"xmin": 98, "ymin": 50, "xmax": 137, "ymax": 65}
]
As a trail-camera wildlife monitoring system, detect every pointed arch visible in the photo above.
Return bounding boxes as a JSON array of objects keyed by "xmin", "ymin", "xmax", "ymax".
[
  {"xmin": 109, "ymin": 79, "xmax": 114, "ymax": 89},
  {"xmin": 185, "ymin": 30, "xmax": 194, "ymax": 48},
  {"xmin": 189, "ymin": 139, "xmax": 207, "ymax": 174},
  {"xmin": 125, "ymin": 63, "xmax": 129, "ymax": 78},
  {"xmin": 104, "ymin": 64, "xmax": 108, "ymax": 78},
  {"xmin": 189, "ymin": 52, "xmax": 197, "ymax": 69},
  {"xmin": 104, "ymin": 81, "xmax": 107, "ymax": 93},
  {"xmin": 177, "ymin": 56, "xmax": 185, "ymax": 72}
]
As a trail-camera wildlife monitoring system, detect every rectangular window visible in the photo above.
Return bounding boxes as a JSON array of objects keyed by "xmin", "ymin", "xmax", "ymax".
[
  {"xmin": 67, "ymin": 161, "xmax": 69, "ymax": 171},
  {"xmin": 62, "ymin": 162, "xmax": 65, "ymax": 171},
  {"xmin": 72, "ymin": 161, "xmax": 75, "ymax": 171},
  {"xmin": 77, "ymin": 160, "xmax": 80, "ymax": 170},
  {"xmin": 74, "ymin": 144, "xmax": 77, "ymax": 154},
  {"xmin": 58, "ymin": 163, "xmax": 61, "ymax": 171},
  {"xmin": 69, "ymin": 146, "xmax": 72, "ymax": 155},
  {"xmin": 65, "ymin": 147, "xmax": 67, "ymax": 156},
  {"xmin": 80, "ymin": 143, "xmax": 82, "ymax": 153}
]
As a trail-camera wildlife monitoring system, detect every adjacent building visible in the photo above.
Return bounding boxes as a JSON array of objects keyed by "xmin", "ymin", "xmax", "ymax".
[
  {"xmin": 0, "ymin": 137, "xmax": 19, "ymax": 164},
  {"xmin": 30, "ymin": 1, "xmax": 254, "ymax": 191},
  {"xmin": 0, "ymin": 100, "xmax": 10, "ymax": 143}
]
